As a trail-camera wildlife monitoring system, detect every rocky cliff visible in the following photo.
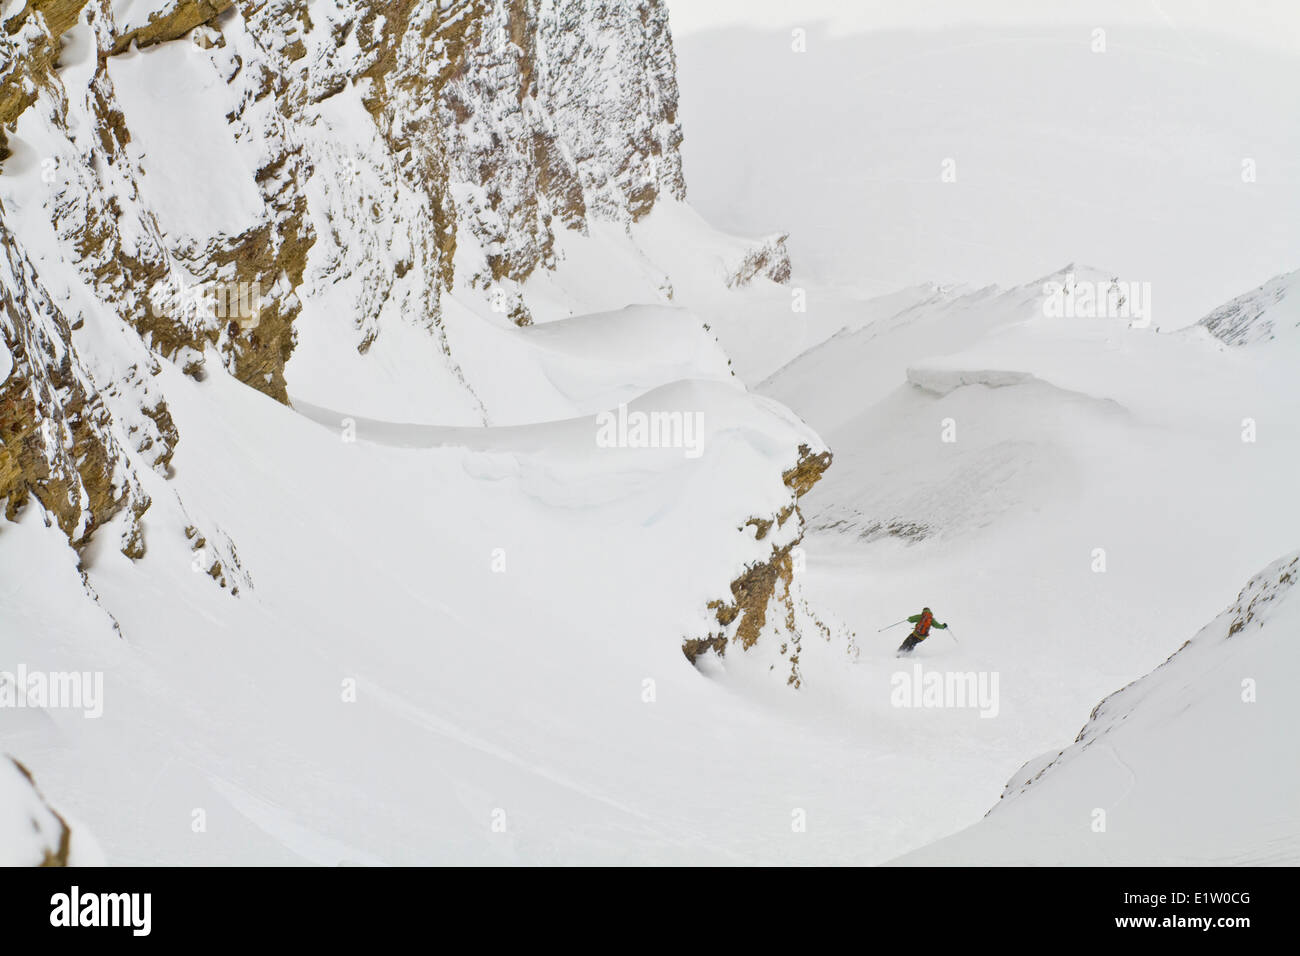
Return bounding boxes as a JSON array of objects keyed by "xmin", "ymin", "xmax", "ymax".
[
  {"xmin": 0, "ymin": 0, "xmax": 693, "ymax": 551},
  {"xmin": 2, "ymin": 0, "xmax": 820, "ymax": 686}
]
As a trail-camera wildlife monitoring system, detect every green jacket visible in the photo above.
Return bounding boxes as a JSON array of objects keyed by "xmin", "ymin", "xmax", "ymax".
[{"xmin": 907, "ymin": 611, "xmax": 946, "ymax": 634}]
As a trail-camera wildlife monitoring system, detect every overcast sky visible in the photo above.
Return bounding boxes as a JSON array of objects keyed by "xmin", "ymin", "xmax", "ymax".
[{"xmin": 665, "ymin": 0, "xmax": 1300, "ymax": 50}]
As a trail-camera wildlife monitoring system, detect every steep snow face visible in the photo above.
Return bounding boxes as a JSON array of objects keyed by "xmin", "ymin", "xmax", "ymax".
[
  {"xmin": 894, "ymin": 550, "xmax": 1300, "ymax": 865},
  {"xmin": 288, "ymin": 200, "xmax": 780, "ymax": 426},
  {"xmin": 1197, "ymin": 269, "xmax": 1300, "ymax": 347},
  {"xmin": 759, "ymin": 274, "xmax": 1058, "ymax": 433},
  {"xmin": 107, "ymin": 38, "xmax": 266, "ymax": 239}
]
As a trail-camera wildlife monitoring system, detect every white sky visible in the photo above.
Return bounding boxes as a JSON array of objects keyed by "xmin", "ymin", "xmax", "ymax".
[{"xmin": 665, "ymin": 0, "xmax": 1300, "ymax": 50}]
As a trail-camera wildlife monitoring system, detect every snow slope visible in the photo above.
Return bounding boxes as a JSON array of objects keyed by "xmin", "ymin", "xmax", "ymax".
[
  {"xmin": 2, "ymin": 107, "xmax": 845, "ymax": 862},
  {"xmin": 4, "ymin": 0, "xmax": 1298, "ymax": 868},
  {"xmin": 757, "ymin": 265, "xmax": 1300, "ymax": 864},
  {"xmin": 108, "ymin": 40, "xmax": 267, "ymax": 241},
  {"xmin": 893, "ymin": 550, "xmax": 1300, "ymax": 865},
  {"xmin": 1198, "ymin": 269, "xmax": 1300, "ymax": 347},
  {"xmin": 5, "ymin": 334, "xmax": 849, "ymax": 864}
]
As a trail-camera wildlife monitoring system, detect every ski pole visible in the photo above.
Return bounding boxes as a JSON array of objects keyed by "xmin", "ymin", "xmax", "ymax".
[
  {"xmin": 947, "ymin": 627, "xmax": 958, "ymax": 644},
  {"xmin": 877, "ymin": 619, "xmax": 909, "ymax": 632}
]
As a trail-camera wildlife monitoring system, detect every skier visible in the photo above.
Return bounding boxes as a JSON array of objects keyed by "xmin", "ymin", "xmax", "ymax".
[{"xmin": 897, "ymin": 607, "xmax": 947, "ymax": 654}]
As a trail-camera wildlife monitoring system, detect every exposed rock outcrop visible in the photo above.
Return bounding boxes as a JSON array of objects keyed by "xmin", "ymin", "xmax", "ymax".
[
  {"xmin": 0, "ymin": 196, "xmax": 150, "ymax": 554},
  {"xmin": 685, "ymin": 443, "xmax": 835, "ymax": 687},
  {"xmin": 725, "ymin": 232, "xmax": 791, "ymax": 288},
  {"xmin": 0, "ymin": 755, "xmax": 72, "ymax": 865},
  {"xmin": 110, "ymin": 0, "xmax": 233, "ymax": 55},
  {"xmin": 441, "ymin": 0, "xmax": 687, "ymax": 312}
]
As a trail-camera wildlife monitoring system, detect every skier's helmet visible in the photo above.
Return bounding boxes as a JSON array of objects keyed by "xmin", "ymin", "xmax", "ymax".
[{"xmin": 922, "ymin": 607, "xmax": 931, "ymax": 613}]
